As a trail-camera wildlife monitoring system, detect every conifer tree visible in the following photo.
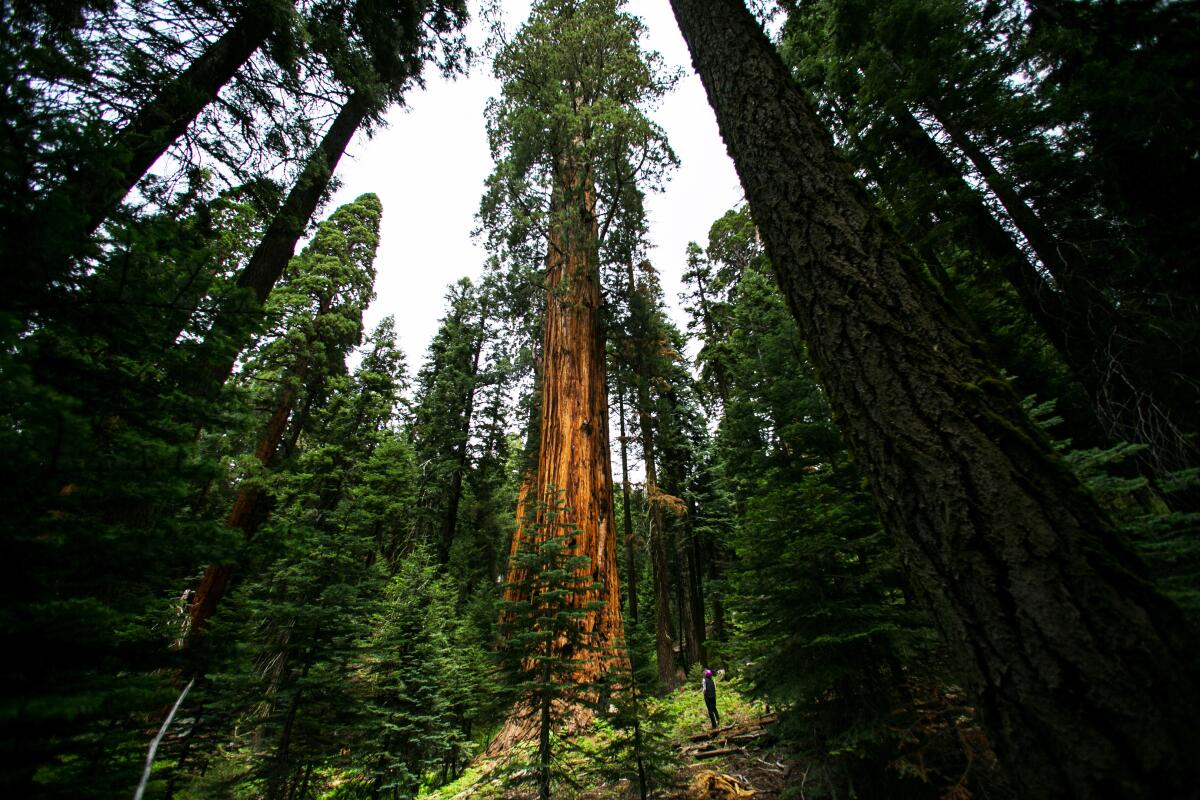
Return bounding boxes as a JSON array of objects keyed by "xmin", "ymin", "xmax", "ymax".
[
  {"xmin": 187, "ymin": 193, "xmax": 383, "ymax": 643},
  {"xmin": 481, "ymin": 0, "xmax": 676, "ymax": 736},
  {"xmin": 668, "ymin": 1, "xmax": 1200, "ymax": 795},
  {"xmin": 496, "ymin": 498, "xmax": 604, "ymax": 800}
]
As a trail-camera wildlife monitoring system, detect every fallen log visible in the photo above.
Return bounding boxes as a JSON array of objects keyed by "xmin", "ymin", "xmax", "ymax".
[{"xmin": 694, "ymin": 747, "xmax": 741, "ymax": 759}]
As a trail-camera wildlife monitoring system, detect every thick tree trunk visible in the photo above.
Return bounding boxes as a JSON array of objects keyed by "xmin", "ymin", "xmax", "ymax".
[
  {"xmin": 493, "ymin": 152, "xmax": 624, "ymax": 745},
  {"xmin": 668, "ymin": 1, "xmax": 1200, "ymax": 797},
  {"xmin": 7, "ymin": 10, "xmax": 275, "ymax": 314}
]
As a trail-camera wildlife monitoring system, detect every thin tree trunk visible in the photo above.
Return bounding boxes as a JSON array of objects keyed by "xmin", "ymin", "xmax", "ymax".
[
  {"xmin": 439, "ymin": 306, "xmax": 489, "ymax": 563},
  {"xmin": 185, "ymin": 379, "xmax": 298, "ymax": 641},
  {"xmin": 668, "ymin": 1, "xmax": 1200, "ymax": 797},
  {"xmin": 267, "ymin": 674, "xmax": 306, "ymax": 800},
  {"xmin": 538, "ymin": 658, "xmax": 552, "ymax": 800},
  {"xmin": 7, "ymin": 10, "xmax": 276, "ymax": 313},
  {"xmin": 684, "ymin": 508, "xmax": 707, "ymax": 665},
  {"xmin": 617, "ymin": 383, "xmax": 639, "ymax": 625},
  {"xmin": 626, "ymin": 263, "xmax": 677, "ymax": 688},
  {"xmin": 927, "ymin": 103, "xmax": 1197, "ymax": 469},
  {"xmin": 194, "ymin": 91, "xmax": 372, "ymax": 397}
]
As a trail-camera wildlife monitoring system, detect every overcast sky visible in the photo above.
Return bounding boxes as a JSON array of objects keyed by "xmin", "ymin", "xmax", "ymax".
[{"xmin": 326, "ymin": 0, "xmax": 745, "ymax": 370}]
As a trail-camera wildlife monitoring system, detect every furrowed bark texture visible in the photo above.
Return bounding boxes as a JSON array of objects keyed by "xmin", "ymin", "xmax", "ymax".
[
  {"xmin": 492, "ymin": 158, "xmax": 624, "ymax": 747},
  {"xmin": 669, "ymin": 1, "xmax": 1200, "ymax": 797}
]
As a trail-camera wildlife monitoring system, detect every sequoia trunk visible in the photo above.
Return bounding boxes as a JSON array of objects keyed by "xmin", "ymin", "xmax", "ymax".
[
  {"xmin": 669, "ymin": 0, "xmax": 1200, "ymax": 796},
  {"xmin": 494, "ymin": 151, "xmax": 624, "ymax": 742}
]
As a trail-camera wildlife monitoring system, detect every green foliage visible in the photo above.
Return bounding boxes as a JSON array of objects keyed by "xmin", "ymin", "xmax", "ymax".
[
  {"xmin": 479, "ymin": 0, "xmax": 677, "ymax": 267},
  {"xmin": 0, "ymin": 187, "xmax": 262, "ymax": 797},
  {"xmin": 1027, "ymin": 397, "xmax": 1200, "ymax": 620},
  {"xmin": 582, "ymin": 628, "xmax": 679, "ymax": 799},
  {"xmin": 495, "ymin": 495, "xmax": 604, "ymax": 800},
  {"xmin": 682, "ymin": 206, "xmax": 985, "ymax": 799}
]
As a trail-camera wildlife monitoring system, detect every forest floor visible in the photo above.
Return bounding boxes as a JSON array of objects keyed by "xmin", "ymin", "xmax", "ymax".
[{"xmin": 422, "ymin": 678, "xmax": 813, "ymax": 799}]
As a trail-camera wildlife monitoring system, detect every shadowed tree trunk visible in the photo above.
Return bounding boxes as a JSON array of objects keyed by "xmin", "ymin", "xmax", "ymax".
[
  {"xmin": 668, "ymin": 1, "xmax": 1200, "ymax": 797},
  {"xmin": 924, "ymin": 101, "xmax": 1196, "ymax": 469},
  {"xmin": 185, "ymin": 368, "xmax": 303, "ymax": 643},
  {"xmin": 438, "ymin": 303, "xmax": 489, "ymax": 564},
  {"xmin": 6, "ymin": 7, "xmax": 279, "ymax": 314},
  {"xmin": 625, "ymin": 260, "xmax": 677, "ymax": 688},
  {"xmin": 193, "ymin": 90, "xmax": 373, "ymax": 398},
  {"xmin": 617, "ymin": 383, "xmax": 639, "ymax": 625}
]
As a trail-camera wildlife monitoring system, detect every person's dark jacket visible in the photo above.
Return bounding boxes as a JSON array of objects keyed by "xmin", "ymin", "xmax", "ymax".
[{"xmin": 702, "ymin": 675, "xmax": 716, "ymax": 698}]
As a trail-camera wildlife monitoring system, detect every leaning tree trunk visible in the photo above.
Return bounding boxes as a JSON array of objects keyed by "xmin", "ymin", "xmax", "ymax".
[
  {"xmin": 668, "ymin": 1, "xmax": 1200, "ymax": 797},
  {"xmin": 491, "ymin": 152, "xmax": 624, "ymax": 748},
  {"xmin": 193, "ymin": 91, "xmax": 372, "ymax": 399},
  {"xmin": 925, "ymin": 102, "xmax": 1197, "ymax": 469},
  {"xmin": 184, "ymin": 369, "xmax": 303, "ymax": 643},
  {"xmin": 7, "ymin": 8, "xmax": 277, "ymax": 316}
]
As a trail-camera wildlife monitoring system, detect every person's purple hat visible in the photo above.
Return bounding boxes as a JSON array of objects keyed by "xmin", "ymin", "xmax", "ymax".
[{"xmin": 704, "ymin": 669, "xmax": 713, "ymax": 677}]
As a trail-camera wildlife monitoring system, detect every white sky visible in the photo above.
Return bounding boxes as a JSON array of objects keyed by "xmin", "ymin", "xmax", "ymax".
[{"xmin": 325, "ymin": 0, "xmax": 744, "ymax": 369}]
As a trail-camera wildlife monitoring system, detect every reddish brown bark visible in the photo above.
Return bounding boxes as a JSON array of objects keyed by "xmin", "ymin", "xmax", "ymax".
[
  {"xmin": 492, "ymin": 154, "xmax": 624, "ymax": 746},
  {"xmin": 184, "ymin": 384, "xmax": 296, "ymax": 642}
]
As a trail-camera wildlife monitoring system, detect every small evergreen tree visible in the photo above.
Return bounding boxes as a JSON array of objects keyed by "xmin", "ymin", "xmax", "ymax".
[
  {"xmin": 587, "ymin": 627, "xmax": 678, "ymax": 800},
  {"xmin": 495, "ymin": 496, "xmax": 604, "ymax": 800}
]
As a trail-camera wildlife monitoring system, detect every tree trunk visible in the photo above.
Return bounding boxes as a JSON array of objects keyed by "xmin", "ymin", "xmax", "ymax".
[
  {"xmin": 668, "ymin": 1, "xmax": 1200, "ymax": 797},
  {"xmin": 185, "ymin": 379, "xmax": 298, "ymax": 642},
  {"xmin": 626, "ymin": 263, "xmax": 677, "ymax": 688},
  {"xmin": 493, "ymin": 148, "xmax": 624, "ymax": 745},
  {"xmin": 194, "ymin": 91, "xmax": 372, "ymax": 397},
  {"xmin": 7, "ymin": 9, "xmax": 275, "ymax": 314},
  {"xmin": 661, "ymin": 400, "xmax": 706, "ymax": 668},
  {"xmin": 617, "ymin": 383, "xmax": 639, "ymax": 625},
  {"xmin": 439, "ymin": 306, "xmax": 489, "ymax": 564},
  {"xmin": 928, "ymin": 104, "xmax": 1197, "ymax": 470}
]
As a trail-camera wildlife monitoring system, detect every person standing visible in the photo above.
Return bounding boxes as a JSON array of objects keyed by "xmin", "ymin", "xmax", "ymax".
[{"xmin": 702, "ymin": 669, "xmax": 719, "ymax": 728}]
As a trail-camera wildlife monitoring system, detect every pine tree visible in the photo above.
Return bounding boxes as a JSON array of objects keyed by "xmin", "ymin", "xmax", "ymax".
[{"xmin": 186, "ymin": 193, "xmax": 383, "ymax": 643}]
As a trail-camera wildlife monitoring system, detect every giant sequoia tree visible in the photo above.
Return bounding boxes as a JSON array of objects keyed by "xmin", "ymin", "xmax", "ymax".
[
  {"xmin": 668, "ymin": 1, "xmax": 1200, "ymax": 797},
  {"xmin": 480, "ymin": 0, "xmax": 675, "ymax": 737}
]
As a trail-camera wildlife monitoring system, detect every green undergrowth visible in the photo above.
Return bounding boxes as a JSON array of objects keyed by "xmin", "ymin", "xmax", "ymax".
[{"xmin": 417, "ymin": 674, "xmax": 766, "ymax": 799}]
